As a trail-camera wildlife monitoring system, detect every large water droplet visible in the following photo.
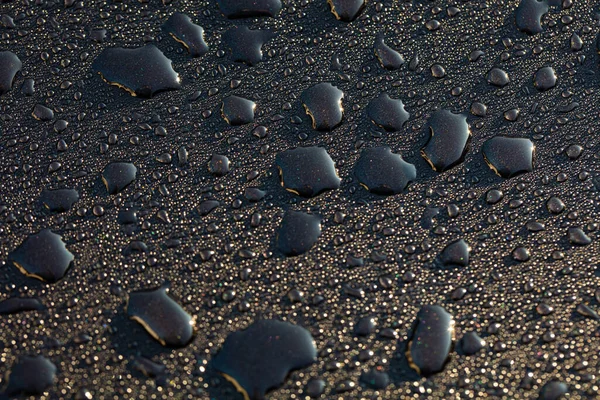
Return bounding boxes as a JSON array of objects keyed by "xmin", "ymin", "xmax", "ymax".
[
  {"xmin": 0, "ymin": 297, "xmax": 44, "ymax": 315},
  {"xmin": 533, "ymin": 66, "xmax": 557, "ymax": 91},
  {"xmin": 482, "ymin": 137, "xmax": 534, "ymax": 178},
  {"xmin": 301, "ymin": 83, "xmax": 344, "ymax": 131},
  {"xmin": 162, "ymin": 13, "xmax": 208, "ymax": 57},
  {"xmin": 213, "ymin": 319, "xmax": 317, "ymax": 399},
  {"xmin": 5, "ymin": 356, "xmax": 57, "ymax": 396},
  {"xmin": 367, "ymin": 94, "xmax": 409, "ymax": 131},
  {"xmin": 354, "ymin": 146, "xmax": 416, "ymax": 195},
  {"xmin": 327, "ymin": 0, "xmax": 366, "ymax": 21},
  {"xmin": 39, "ymin": 188, "xmax": 79, "ymax": 212},
  {"xmin": 223, "ymin": 26, "xmax": 274, "ymax": 66},
  {"xmin": 421, "ymin": 110, "xmax": 470, "ymax": 172},
  {"xmin": 438, "ymin": 239, "xmax": 470, "ymax": 267},
  {"xmin": 515, "ymin": 0, "xmax": 548, "ymax": 34},
  {"xmin": 126, "ymin": 287, "xmax": 194, "ymax": 347},
  {"xmin": 0, "ymin": 51, "xmax": 21, "ymax": 95},
  {"xmin": 374, "ymin": 35, "xmax": 404, "ymax": 70},
  {"xmin": 276, "ymin": 146, "xmax": 340, "ymax": 197},
  {"xmin": 92, "ymin": 45, "xmax": 180, "ymax": 98},
  {"xmin": 407, "ymin": 305, "xmax": 454, "ymax": 375},
  {"xmin": 102, "ymin": 162, "xmax": 137, "ymax": 194},
  {"xmin": 277, "ymin": 211, "xmax": 321, "ymax": 256},
  {"xmin": 221, "ymin": 95, "xmax": 256, "ymax": 125},
  {"xmin": 217, "ymin": 0, "xmax": 282, "ymax": 18},
  {"xmin": 9, "ymin": 229, "xmax": 74, "ymax": 283}
]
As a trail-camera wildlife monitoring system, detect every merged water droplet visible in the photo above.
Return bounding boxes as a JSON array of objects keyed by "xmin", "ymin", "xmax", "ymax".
[
  {"xmin": 301, "ymin": 83, "xmax": 344, "ymax": 131},
  {"xmin": 8, "ymin": 229, "xmax": 74, "ymax": 283},
  {"xmin": 39, "ymin": 188, "xmax": 79, "ymax": 212},
  {"xmin": 354, "ymin": 146, "xmax": 416, "ymax": 195},
  {"xmin": 221, "ymin": 95, "xmax": 256, "ymax": 125},
  {"xmin": 4, "ymin": 356, "xmax": 57, "ymax": 396},
  {"xmin": 276, "ymin": 146, "xmax": 340, "ymax": 197},
  {"xmin": 367, "ymin": 94, "xmax": 409, "ymax": 131},
  {"xmin": 102, "ymin": 162, "xmax": 137, "ymax": 194},
  {"xmin": 421, "ymin": 110, "xmax": 470, "ymax": 172},
  {"xmin": 0, "ymin": 297, "xmax": 44, "ymax": 315},
  {"xmin": 374, "ymin": 36, "xmax": 404, "ymax": 70},
  {"xmin": 439, "ymin": 239, "xmax": 470, "ymax": 267},
  {"xmin": 533, "ymin": 66, "xmax": 557, "ymax": 91},
  {"xmin": 92, "ymin": 45, "xmax": 180, "ymax": 98},
  {"xmin": 217, "ymin": 0, "xmax": 282, "ymax": 18},
  {"xmin": 276, "ymin": 211, "xmax": 321, "ymax": 256},
  {"xmin": 162, "ymin": 13, "xmax": 208, "ymax": 58},
  {"xmin": 515, "ymin": 0, "xmax": 548, "ymax": 35},
  {"xmin": 0, "ymin": 51, "xmax": 21, "ymax": 95},
  {"xmin": 223, "ymin": 26, "xmax": 274, "ymax": 66},
  {"xmin": 126, "ymin": 287, "xmax": 194, "ymax": 347},
  {"xmin": 213, "ymin": 319, "xmax": 317, "ymax": 400},
  {"xmin": 482, "ymin": 137, "xmax": 534, "ymax": 178},
  {"xmin": 327, "ymin": 0, "xmax": 366, "ymax": 22},
  {"xmin": 407, "ymin": 305, "xmax": 454, "ymax": 375}
]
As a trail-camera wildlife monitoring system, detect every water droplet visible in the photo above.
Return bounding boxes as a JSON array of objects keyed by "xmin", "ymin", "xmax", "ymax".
[
  {"xmin": 0, "ymin": 297, "xmax": 44, "ymax": 315},
  {"xmin": 0, "ymin": 51, "xmax": 21, "ymax": 95},
  {"xmin": 482, "ymin": 136, "xmax": 534, "ymax": 178},
  {"xmin": 354, "ymin": 146, "xmax": 416, "ymax": 195},
  {"xmin": 276, "ymin": 146, "xmax": 340, "ymax": 197},
  {"xmin": 407, "ymin": 305, "xmax": 454, "ymax": 375},
  {"xmin": 301, "ymin": 83, "xmax": 344, "ymax": 131},
  {"xmin": 360, "ymin": 369, "xmax": 390, "ymax": 389},
  {"xmin": 102, "ymin": 162, "xmax": 137, "ymax": 194},
  {"xmin": 515, "ymin": 0, "xmax": 548, "ymax": 34},
  {"xmin": 568, "ymin": 227, "xmax": 591, "ymax": 245},
  {"xmin": 487, "ymin": 67, "xmax": 510, "ymax": 87},
  {"xmin": 223, "ymin": 26, "xmax": 274, "ymax": 66},
  {"xmin": 538, "ymin": 380, "xmax": 568, "ymax": 400},
  {"xmin": 39, "ymin": 188, "xmax": 79, "ymax": 212},
  {"xmin": 327, "ymin": 0, "xmax": 365, "ymax": 21},
  {"xmin": 5, "ymin": 356, "xmax": 57, "ymax": 396},
  {"xmin": 221, "ymin": 95, "xmax": 256, "ymax": 125},
  {"xmin": 367, "ymin": 94, "xmax": 409, "ymax": 131},
  {"xmin": 421, "ymin": 110, "xmax": 470, "ymax": 172},
  {"xmin": 92, "ymin": 45, "xmax": 180, "ymax": 98},
  {"xmin": 32, "ymin": 104, "xmax": 54, "ymax": 121},
  {"xmin": 438, "ymin": 239, "xmax": 470, "ymax": 267},
  {"xmin": 217, "ymin": 0, "xmax": 282, "ymax": 18},
  {"xmin": 126, "ymin": 287, "xmax": 194, "ymax": 347},
  {"xmin": 457, "ymin": 331, "xmax": 485, "ymax": 355},
  {"xmin": 374, "ymin": 35, "xmax": 404, "ymax": 70},
  {"xmin": 9, "ymin": 229, "xmax": 74, "ymax": 283},
  {"xmin": 533, "ymin": 66, "xmax": 556, "ymax": 91},
  {"xmin": 277, "ymin": 211, "xmax": 321, "ymax": 256},
  {"xmin": 162, "ymin": 13, "xmax": 208, "ymax": 57},
  {"xmin": 208, "ymin": 154, "xmax": 230, "ymax": 176},
  {"xmin": 213, "ymin": 319, "xmax": 317, "ymax": 399}
]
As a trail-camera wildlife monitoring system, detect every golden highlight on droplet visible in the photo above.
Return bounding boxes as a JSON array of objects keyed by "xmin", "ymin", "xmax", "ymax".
[
  {"xmin": 222, "ymin": 373, "xmax": 250, "ymax": 400},
  {"xmin": 12, "ymin": 261, "xmax": 46, "ymax": 282},
  {"xmin": 278, "ymin": 166, "xmax": 301, "ymax": 196},
  {"xmin": 97, "ymin": 72, "xmax": 137, "ymax": 97}
]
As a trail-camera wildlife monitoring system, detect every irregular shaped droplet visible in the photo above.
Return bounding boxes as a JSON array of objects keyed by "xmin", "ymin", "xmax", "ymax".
[
  {"xmin": 328, "ymin": 0, "xmax": 365, "ymax": 22},
  {"xmin": 277, "ymin": 211, "xmax": 321, "ymax": 256},
  {"xmin": 217, "ymin": 0, "xmax": 282, "ymax": 18},
  {"xmin": 482, "ymin": 137, "xmax": 534, "ymax": 178},
  {"xmin": 102, "ymin": 163, "xmax": 137, "ymax": 194},
  {"xmin": 221, "ymin": 96, "xmax": 256, "ymax": 125},
  {"xmin": 407, "ymin": 305, "xmax": 454, "ymax": 375},
  {"xmin": 276, "ymin": 147, "xmax": 340, "ymax": 197},
  {"xmin": 0, "ymin": 297, "xmax": 44, "ymax": 315},
  {"xmin": 213, "ymin": 319, "xmax": 317, "ymax": 400},
  {"xmin": 568, "ymin": 227, "xmax": 591, "ymax": 245},
  {"xmin": 421, "ymin": 110, "xmax": 470, "ymax": 172},
  {"xmin": 8, "ymin": 229, "xmax": 74, "ymax": 283},
  {"xmin": 354, "ymin": 147, "xmax": 416, "ymax": 195},
  {"xmin": 439, "ymin": 239, "xmax": 470, "ymax": 267},
  {"xmin": 126, "ymin": 287, "xmax": 194, "ymax": 347},
  {"xmin": 0, "ymin": 51, "xmax": 21, "ymax": 95},
  {"xmin": 32, "ymin": 104, "xmax": 54, "ymax": 121},
  {"xmin": 487, "ymin": 67, "xmax": 510, "ymax": 87},
  {"xmin": 533, "ymin": 66, "xmax": 556, "ymax": 91},
  {"xmin": 367, "ymin": 94, "xmax": 409, "ymax": 131},
  {"xmin": 223, "ymin": 26, "xmax": 274, "ymax": 66},
  {"xmin": 208, "ymin": 154, "xmax": 230, "ymax": 176},
  {"xmin": 5, "ymin": 356, "xmax": 57, "ymax": 396},
  {"xmin": 360, "ymin": 369, "xmax": 390, "ymax": 389},
  {"xmin": 374, "ymin": 36, "xmax": 404, "ymax": 70},
  {"xmin": 457, "ymin": 331, "xmax": 485, "ymax": 355},
  {"xmin": 301, "ymin": 83, "xmax": 344, "ymax": 131},
  {"xmin": 92, "ymin": 45, "xmax": 180, "ymax": 98},
  {"xmin": 515, "ymin": 0, "xmax": 548, "ymax": 35},
  {"xmin": 539, "ymin": 381, "xmax": 568, "ymax": 400},
  {"xmin": 39, "ymin": 188, "xmax": 79, "ymax": 212},
  {"xmin": 162, "ymin": 13, "xmax": 208, "ymax": 57}
]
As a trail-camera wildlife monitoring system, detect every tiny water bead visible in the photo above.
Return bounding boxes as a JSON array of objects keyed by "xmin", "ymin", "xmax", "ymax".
[
  {"xmin": 367, "ymin": 93, "xmax": 409, "ymax": 131},
  {"xmin": 407, "ymin": 305, "xmax": 455, "ymax": 375},
  {"xmin": 354, "ymin": 146, "xmax": 416, "ymax": 195},
  {"xmin": 9, "ymin": 229, "xmax": 74, "ymax": 283},
  {"xmin": 374, "ymin": 35, "xmax": 404, "ymax": 70},
  {"xmin": 126, "ymin": 287, "xmax": 195, "ymax": 347},
  {"xmin": 221, "ymin": 95, "xmax": 256, "ymax": 125},
  {"xmin": 102, "ymin": 162, "xmax": 137, "ymax": 194},
  {"xmin": 276, "ymin": 146, "xmax": 340, "ymax": 197},
  {"xmin": 421, "ymin": 110, "xmax": 470, "ymax": 172},
  {"xmin": 217, "ymin": 0, "xmax": 282, "ymax": 18},
  {"xmin": 162, "ymin": 13, "xmax": 208, "ymax": 58},
  {"xmin": 0, "ymin": 51, "xmax": 21, "ymax": 95},
  {"xmin": 482, "ymin": 137, "xmax": 534, "ymax": 178},
  {"xmin": 4, "ymin": 356, "xmax": 57, "ymax": 396},
  {"xmin": 223, "ymin": 26, "xmax": 274, "ymax": 66},
  {"xmin": 276, "ymin": 211, "xmax": 322, "ymax": 256},
  {"xmin": 92, "ymin": 45, "xmax": 180, "ymax": 98},
  {"xmin": 213, "ymin": 319, "xmax": 317, "ymax": 400},
  {"xmin": 301, "ymin": 82, "xmax": 344, "ymax": 131}
]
